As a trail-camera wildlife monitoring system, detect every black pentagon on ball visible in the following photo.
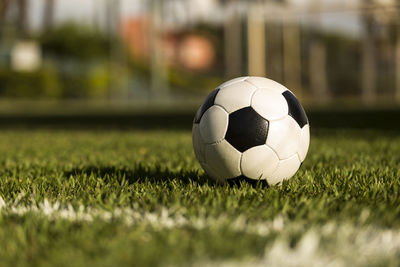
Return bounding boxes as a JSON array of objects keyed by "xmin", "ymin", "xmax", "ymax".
[
  {"xmin": 193, "ymin": 88, "xmax": 220, "ymax": 123},
  {"xmin": 282, "ymin": 90, "xmax": 308, "ymax": 128},
  {"xmin": 225, "ymin": 107, "xmax": 268, "ymax": 153}
]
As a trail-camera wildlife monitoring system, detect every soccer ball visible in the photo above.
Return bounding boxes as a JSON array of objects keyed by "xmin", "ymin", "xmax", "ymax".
[{"xmin": 192, "ymin": 76, "xmax": 310, "ymax": 185}]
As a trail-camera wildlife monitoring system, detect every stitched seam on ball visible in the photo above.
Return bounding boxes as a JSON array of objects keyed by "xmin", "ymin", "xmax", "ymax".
[
  {"xmin": 279, "ymin": 153, "xmax": 300, "ymax": 161},
  {"xmin": 247, "ymin": 82, "xmax": 260, "ymax": 107},
  {"xmin": 205, "ymin": 138, "xmax": 225, "ymax": 146},
  {"xmin": 264, "ymin": 146, "xmax": 280, "ymax": 176},
  {"xmin": 239, "ymin": 152, "xmax": 244, "ymax": 176},
  {"xmin": 213, "ymin": 104, "xmax": 229, "ymax": 114},
  {"xmin": 269, "ymin": 160, "xmax": 281, "ymax": 178},
  {"xmin": 244, "ymin": 77, "xmax": 257, "ymax": 87},
  {"xmin": 244, "ymin": 80, "xmax": 259, "ymax": 94},
  {"xmin": 213, "ymin": 104, "xmax": 229, "ymax": 138},
  {"xmin": 265, "ymin": 119, "xmax": 270, "ymax": 147},
  {"xmin": 268, "ymin": 115, "xmax": 289, "ymax": 123},
  {"xmin": 220, "ymin": 77, "xmax": 248, "ymax": 89},
  {"xmin": 201, "ymin": 104, "xmax": 228, "ymax": 146},
  {"xmin": 266, "ymin": 143, "xmax": 281, "ymax": 161},
  {"xmin": 296, "ymin": 152, "xmax": 303, "ymax": 163},
  {"xmin": 248, "ymin": 86, "xmax": 259, "ymax": 111}
]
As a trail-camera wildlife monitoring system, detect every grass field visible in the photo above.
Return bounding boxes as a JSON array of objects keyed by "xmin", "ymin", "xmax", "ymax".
[{"xmin": 0, "ymin": 126, "xmax": 399, "ymax": 266}]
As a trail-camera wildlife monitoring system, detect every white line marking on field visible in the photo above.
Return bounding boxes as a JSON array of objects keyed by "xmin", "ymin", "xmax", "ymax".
[
  {"xmin": 0, "ymin": 194, "xmax": 285, "ymax": 235},
  {"xmin": 1, "ymin": 194, "xmax": 400, "ymax": 266}
]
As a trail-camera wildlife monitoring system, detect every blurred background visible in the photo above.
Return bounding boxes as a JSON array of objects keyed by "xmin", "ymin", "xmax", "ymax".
[{"xmin": 0, "ymin": 0, "xmax": 399, "ymax": 126}]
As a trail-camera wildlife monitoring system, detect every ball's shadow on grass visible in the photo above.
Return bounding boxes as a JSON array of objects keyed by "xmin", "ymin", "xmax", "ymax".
[
  {"xmin": 64, "ymin": 164, "xmax": 210, "ymax": 185},
  {"xmin": 227, "ymin": 176, "xmax": 269, "ymax": 189},
  {"xmin": 64, "ymin": 165, "xmax": 268, "ymax": 188}
]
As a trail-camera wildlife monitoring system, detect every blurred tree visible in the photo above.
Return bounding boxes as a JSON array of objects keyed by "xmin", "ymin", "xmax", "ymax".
[
  {"xmin": 324, "ymin": 32, "xmax": 361, "ymax": 98},
  {"xmin": 105, "ymin": 0, "xmax": 122, "ymax": 98},
  {"xmin": 271, "ymin": 0, "xmax": 302, "ymax": 96},
  {"xmin": 0, "ymin": 0, "xmax": 10, "ymax": 26},
  {"xmin": 361, "ymin": 0, "xmax": 377, "ymax": 105},
  {"xmin": 43, "ymin": 0, "xmax": 55, "ymax": 31},
  {"xmin": 149, "ymin": 0, "xmax": 169, "ymax": 96},
  {"xmin": 283, "ymin": 21, "xmax": 302, "ymax": 97},
  {"xmin": 395, "ymin": 8, "xmax": 400, "ymax": 103},
  {"xmin": 247, "ymin": 0, "xmax": 266, "ymax": 76},
  {"xmin": 41, "ymin": 24, "xmax": 110, "ymax": 59},
  {"xmin": 309, "ymin": 0, "xmax": 330, "ymax": 103},
  {"xmin": 267, "ymin": 22, "xmax": 284, "ymax": 82},
  {"xmin": 223, "ymin": 0, "xmax": 243, "ymax": 78},
  {"xmin": 0, "ymin": 0, "xmax": 29, "ymax": 37},
  {"xmin": 0, "ymin": 0, "xmax": 10, "ymax": 41},
  {"xmin": 17, "ymin": 0, "xmax": 28, "ymax": 37}
]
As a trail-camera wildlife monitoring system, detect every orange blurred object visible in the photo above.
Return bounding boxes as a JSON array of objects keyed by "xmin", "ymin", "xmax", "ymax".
[
  {"xmin": 178, "ymin": 35, "xmax": 215, "ymax": 70},
  {"xmin": 120, "ymin": 17, "xmax": 150, "ymax": 60},
  {"xmin": 121, "ymin": 17, "xmax": 215, "ymax": 71}
]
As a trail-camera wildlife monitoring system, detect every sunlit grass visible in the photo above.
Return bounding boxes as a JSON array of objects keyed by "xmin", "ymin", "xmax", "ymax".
[{"xmin": 0, "ymin": 129, "xmax": 399, "ymax": 266}]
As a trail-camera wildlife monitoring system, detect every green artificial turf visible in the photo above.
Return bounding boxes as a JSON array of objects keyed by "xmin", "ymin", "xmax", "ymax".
[{"xmin": 0, "ymin": 128, "xmax": 399, "ymax": 266}]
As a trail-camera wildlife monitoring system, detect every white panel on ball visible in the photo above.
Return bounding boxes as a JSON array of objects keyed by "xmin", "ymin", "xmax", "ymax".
[
  {"xmin": 204, "ymin": 140, "xmax": 241, "ymax": 179},
  {"xmin": 199, "ymin": 105, "xmax": 229, "ymax": 144},
  {"xmin": 214, "ymin": 81, "xmax": 257, "ymax": 113},
  {"xmin": 201, "ymin": 162, "xmax": 220, "ymax": 181},
  {"xmin": 245, "ymin": 77, "xmax": 288, "ymax": 94},
  {"xmin": 192, "ymin": 124, "xmax": 206, "ymax": 163},
  {"xmin": 266, "ymin": 116, "xmax": 301, "ymax": 160},
  {"xmin": 241, "ymin": 145, "xmax": 279, "ymax": 180},
  {"xmin": 219, "ymin": 76, "xmax": 248, "ymax": 89},
  {"xmin": 298, "ymin": 124, "xmax": 310, "ymax": 162},
  {"xmin": 251, "ymin": 88, "xmax": 288, "ymax": 121},
  {"xmin": 268, "ymin": 154, "xmax": 301, "ymax": 185}
]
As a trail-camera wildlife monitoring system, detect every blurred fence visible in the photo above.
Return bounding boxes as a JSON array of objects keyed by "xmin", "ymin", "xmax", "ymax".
[{"xmin": 0, "ymin": 0, "xmax": 400, "ymax": 108}]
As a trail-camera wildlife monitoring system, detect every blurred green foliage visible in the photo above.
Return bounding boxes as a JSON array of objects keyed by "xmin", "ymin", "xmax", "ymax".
[
  {"xmin": 0, "ymin": 62, "xmax": 111, "ymax": 99},
  {"xmin": 40, "ymin": 24, "xmax": 112, "ymax": 98},
  {"xmin": 40, "ymin": 23, "xmax": 110, "ymax": 60},
  {"xmin": 168, "ymin": 67, "xmax": 223, "ymax": 93},
  {"xmin": 324, "ymin": 32, "xmax": 362, "ymax": 96},
  {"xmin": 0, "ymin": 65, "xmax": 62, "ymax": 98},
  {"xmin": 56, "ymin": 61, "xmax": 110, "ymax": 98},
  {"xmin": 0, "ymin": 22, "xmax": 393, "ymax": 100},
  {"xmin": 0, "ymin": 24, "xmax": 112, "ymax": 99}
]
